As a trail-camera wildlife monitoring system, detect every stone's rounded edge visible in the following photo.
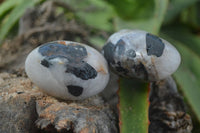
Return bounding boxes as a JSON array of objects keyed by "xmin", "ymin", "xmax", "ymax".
[{"xmin": 25, "ymin": 40, "xmax": 110, "ymax": 100}]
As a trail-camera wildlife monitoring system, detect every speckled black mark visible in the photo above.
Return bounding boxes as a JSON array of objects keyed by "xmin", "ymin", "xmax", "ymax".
[
  {"xmin": 115, "ymin": 66, "xmax": 129, "ymax": 75},
  {"xmin": 134, "ymin": 63, "xmax": 148, "ymax": 80},
  {"xmin": 41, "ymin": 59, "xmax": 51, "ymax": 68},
  {"xmin": 114, "ymin": 62, "xmax": 129, "ymax": 76},
  {"xmin": 38, "ymin": 42, "xmax": 98, "ymax": 80},
  {"xmin": 66, "ymin": 62, "xmax": 97, "ymax": 80},
  {"xmin": 146, "ymin": 33, "xmax": 165, "ymax": 57},
  {"xmin": 102, "ymin": 42, "xmax": 115, "ymax": 64},
  {"xmin": 103, "ymin": 40, "xmax": 126, "ymax": 65},
  {"xmin": 67, "ymin": 85, "xmax": 83, "ymax": 96},
  {"xmin": 116, "ymin": 39, "xmax": 126, "ymax": 56},
  {"xmin": 103, "ymin": 40, "xmax": 131, "ymax": 76},
  {"xmin": 126, "ymin": 49, "xmax": 136, "ymax": 59}
]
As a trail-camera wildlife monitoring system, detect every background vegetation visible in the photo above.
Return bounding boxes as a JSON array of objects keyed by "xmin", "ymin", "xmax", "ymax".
[{"xmin": 0, "ymin": 0, "xmax": 200, "ymax": 132}]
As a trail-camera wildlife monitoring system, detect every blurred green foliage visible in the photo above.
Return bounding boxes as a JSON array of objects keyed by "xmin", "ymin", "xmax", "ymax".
[
  {"xmin": 106, "ymin": 0, "xmax": 154, "ymax": 20},
  {"xmin": 0, "ymin": 0, "xmax": 41, "ymax": 42},
  {"xmin": 0, "ymin": 0, "xmax": 200, "ymax": 132}
]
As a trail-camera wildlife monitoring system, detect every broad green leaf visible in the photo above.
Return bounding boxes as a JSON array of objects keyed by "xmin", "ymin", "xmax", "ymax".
[
  {"xmin": 65, "ymin": 0, "xmax": 115, "ymax": 31},
  {"xmin": 164, "ymin": 0, "xmax": 199, "ymax": 23},
  {"xmin": 0, "ymin": 0, "xmax": 23, "ymax": 19},
  {"xmin": 115, "ymin": 0, "xmax": 168, "ymax": 35},
  {"xmin": 119, "ymin": 78, "xmax": 149, "ymax": 133},
  {"xmin": 161, "ymin": 34, "xmax": 200, "ymax": 122},
  {"xmin": 162, "ymin": 26, "xmax": 200, "ymax": 59},
  {"xmin": 0, "ymin": 0, "xmax": 40, "ymax": 41},
  {"xmin": 106, "ymin": 0, "xmax": 154, "ymax": 20},
  {"xmin": 180, "ymin": 4, "xmax": 200, "ymax": 29}
]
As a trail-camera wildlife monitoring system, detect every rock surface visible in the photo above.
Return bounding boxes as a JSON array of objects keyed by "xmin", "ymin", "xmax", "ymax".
[
  {"xmin": 149, "ymin": 77, "xmax": 193, "ymax": 133},
  {"xmin": 0, "ymin": 73, "xmax": 118, "ymax": 133}
]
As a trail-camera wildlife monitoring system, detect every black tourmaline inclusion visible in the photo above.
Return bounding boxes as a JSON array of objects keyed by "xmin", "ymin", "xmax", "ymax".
[
  {"xmin": 146, "ymin": 33, "xmax": 165, "ymax": 57},
  {"xmin": 38, "ymin": 42, "xmax": 97, "ymax": 80},
  {"xmin": 67, "ymin": 85, "xmax": 83, "ymax": 97}
]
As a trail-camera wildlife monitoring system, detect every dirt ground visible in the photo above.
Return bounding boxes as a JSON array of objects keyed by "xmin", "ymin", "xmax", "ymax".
[{"xmin": 0, "ymin": 1, "xmax": 193, "ymax": 133}]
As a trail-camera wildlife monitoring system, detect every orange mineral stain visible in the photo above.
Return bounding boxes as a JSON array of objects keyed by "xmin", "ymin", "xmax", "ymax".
[
  {"xmin": 58, "ymin": 41, "xmax": 66, "ymax": 45},
  {"xmin": 97, "ymin": 65, "xmax": 107, "ymax": 75}
]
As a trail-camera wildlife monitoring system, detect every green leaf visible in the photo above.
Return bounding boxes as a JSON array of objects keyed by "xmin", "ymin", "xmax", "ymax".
[
  {"xmin": 107, "ymin": 0, "xmax": 154, "ymax": 20},
  {"xmin": 164, "ymin": 0, "xmax": 199, "ymax": 23},
  {"xmin": 162, "ymin": 26, "xmax": 200, "ymax": 59},
  {"xmin": 65, "ymin": 0, "xmax": 115, "ymax": 31},
  {"xmin": 161, "ymin": 34, "xmax": 200, "ymax": 122},
  {"xmin": 115, "ymin": 0, "xmax": 168, "ymax": 35},
  {"xmin": 0, "ymin": 0, "xmax": 23, "ymax": 19},
  {"xmin": 0, "ymin": 0, "xmax": 40, "ymax": 41},
  {"xmin": 180, "ymin": 4, "xmax": 200, "ymax": 29},
  {"xmin": 119, "ymin": 78, "xmax": 149, "ymax": 133}
]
